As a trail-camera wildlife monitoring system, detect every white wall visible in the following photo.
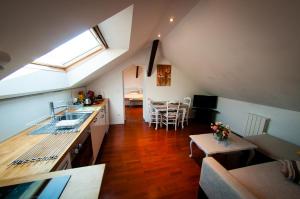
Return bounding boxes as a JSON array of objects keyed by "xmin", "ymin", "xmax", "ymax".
[
  {"xmin": 143, "ymin": 57, "xmax": 200, "ymax": 121},
  {"xmin": 162, "ymin": 0, "xmax": 300, "ymax": 112},
  {"xmin": 216, "ymin": 97, "xmax": 300, "ymax": 146},
  {"xmin": 87, "ymin": 49, "xmax": 148, "ymax": 124},
  {"xmin": 67, "ymin": 49, "xmax": 127, "ymax": 86},
  {"xmin": 0, "ymin": 66, "xmax": 68, "ymax": 99},
  {"xmin": 88, "ymin": 47, "xmax": 201, "ymax": 124},
  {"xmin": 99, "ymin": 5, "xmax": 133, "ymax": 49},
  {"xmin": 0, "ymin": 89, "xmax": 79, "ymax": 142},
  {"xmin": 88, "ymin": 65, "xmax": 125, "ymax": 124},
  {"xmin": 123, "ymin": 66, "xmax": 143, "ymax": 94}
]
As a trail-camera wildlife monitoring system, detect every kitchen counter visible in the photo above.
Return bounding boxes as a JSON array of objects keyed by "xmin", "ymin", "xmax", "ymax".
[
  {"xmin": 0, "ymin": 164, "xmax": 105, "ymax": 199},
  {"xmin": 0, "ymin": 99, "xmax": 108, "ymax": 180}
]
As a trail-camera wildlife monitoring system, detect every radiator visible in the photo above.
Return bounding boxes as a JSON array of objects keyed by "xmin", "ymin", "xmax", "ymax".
[{"xmin": 243, "ymin": 113, "xmax": 270, "ymax": 137}]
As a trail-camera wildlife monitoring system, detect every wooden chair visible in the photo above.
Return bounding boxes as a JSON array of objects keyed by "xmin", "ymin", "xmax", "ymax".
[
  {"xmin": 162, "ymin": 101, "xmax": 180, "ymax": 131},
  {"xmin": 148, "ymin": 98, "xmax": 162, "ymax": 129},
  {"xmin": 183, "ymin": 97, "xmax": 192, "ymax": 125},
  {"xmin": 178, "ymin": 97, "xmax": 191, "ymax": 128}
]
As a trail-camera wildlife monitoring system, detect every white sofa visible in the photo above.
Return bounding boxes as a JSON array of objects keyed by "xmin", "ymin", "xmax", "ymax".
[
  {"xmin": 200, "ymin": 157, "xmax": 300, "ymax": 199},
  {"xmin": 245, "ymin": 134, "xmax": 300, "ymax": 161}
]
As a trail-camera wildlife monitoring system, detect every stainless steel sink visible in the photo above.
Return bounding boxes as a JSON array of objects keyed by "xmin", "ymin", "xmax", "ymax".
[
  {"xmin": 55, "ymin": 112, "xmax": 89, "ymax": 121},
  {"xmin": 30, "ymin": 112, "xmax": 92, "ymax": 135}
]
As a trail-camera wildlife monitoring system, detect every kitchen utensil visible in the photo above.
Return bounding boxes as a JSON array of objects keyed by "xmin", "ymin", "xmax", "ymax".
[
  {"xmin": 84, "ymin": 98, "xmax": 92, "ymax": 105},
  {"xmin": 73, "ymin": 98, "xmax": 78, "ymax": 104}
]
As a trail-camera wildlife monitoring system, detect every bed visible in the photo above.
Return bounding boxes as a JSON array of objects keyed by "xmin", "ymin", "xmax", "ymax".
[{"xmin": 124, "ymin": 89, "xmax": 143, "ymax": 106}]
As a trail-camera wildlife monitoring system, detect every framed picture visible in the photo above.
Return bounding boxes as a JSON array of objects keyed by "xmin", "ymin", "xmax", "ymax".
[{"xmin": 157, "ymin": 64, "xmax": 171, "ymax": 86}]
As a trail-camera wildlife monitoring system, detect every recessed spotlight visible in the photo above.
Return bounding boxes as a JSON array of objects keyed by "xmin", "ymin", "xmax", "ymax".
[
  {"xmin": 157, "ymin": 34, "xmax": 161, "ymax": 38},
  {"xmin": 0, "ymin": 50, "xmax": 11, "ymax": 69},
  {"xmin": 169, "ymin": 17, "xmax": 174, "ymax": 22}
]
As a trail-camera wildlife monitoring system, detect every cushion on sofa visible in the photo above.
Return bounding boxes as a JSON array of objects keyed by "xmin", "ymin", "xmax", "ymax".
[
  {"xmin": 279, "ymin": 160, "xmax": 300, "ymax": 184},
  {"xmin": 230, "ymin": 161, "xmax": 300, "ymax": 199}
]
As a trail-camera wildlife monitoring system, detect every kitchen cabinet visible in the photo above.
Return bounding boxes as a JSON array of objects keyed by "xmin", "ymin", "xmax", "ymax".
[
  {"xmin": 55, "ymin": 152, "xmax": 72, "ymax": 170},
  {"xmin": 55, "ymin": 128, "xmax": 91, "ymax": 170},
  {"xmin": 0, "ymin": 99, "xmax": 109, "ymax": 180},
  {"xmin": 105, "ymin": 102, "xmax": 109, "ymax": 133},
  {"xmin": 71, "ymin": 136, "xmax": 93, "ymax": 167},
  {"xmin": 90, "ymin": 106, "xmax": 106, "ymax": 164}
]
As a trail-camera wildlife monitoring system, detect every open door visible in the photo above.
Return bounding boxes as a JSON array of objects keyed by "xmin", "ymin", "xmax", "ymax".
[{"xmin": 122, "ymin": 65, "xmax": 144, "ymax": 123}]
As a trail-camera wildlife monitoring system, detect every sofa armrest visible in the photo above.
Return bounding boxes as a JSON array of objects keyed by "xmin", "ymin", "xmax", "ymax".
[{"xmin": 200, "ymin": 157, "xmax": 257, "ymax": 199}]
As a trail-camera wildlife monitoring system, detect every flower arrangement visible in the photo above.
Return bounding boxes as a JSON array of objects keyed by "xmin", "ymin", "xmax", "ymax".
[{"xmin": 211, "ymin": 122, "xmax": 231, "ymax": 141}]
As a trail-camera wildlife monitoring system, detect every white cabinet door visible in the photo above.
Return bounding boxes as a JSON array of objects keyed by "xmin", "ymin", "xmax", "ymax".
[
  {"xmin": 90, "ymin": 110, "xmax": 105, "ymax": 164},
  {"xmin": 105, "ymin": 103, "xmax": 110, "ymax": 133},
  {"xmin": 56, "ymin": 152, "xmax": 72, "ymax": 170}
]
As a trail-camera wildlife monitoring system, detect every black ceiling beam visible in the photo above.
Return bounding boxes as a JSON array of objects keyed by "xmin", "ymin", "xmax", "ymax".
[
  {"xmin": 136, "ymin": 66, "xmax": 139, "ymax": 78},
  {"xmin": 147, "ymin": 39, "xmax": 159, "ymax": 77}
]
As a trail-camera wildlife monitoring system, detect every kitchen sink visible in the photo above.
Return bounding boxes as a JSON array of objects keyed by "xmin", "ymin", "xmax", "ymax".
[
  {"xmin": 30, "ymin": 112, "xmax": 92, "ymax": 135},
  {"xmin": 55, "ymin": 112, "xmax": 91, "ymax": 129},
  {"xmin": 56, "ymin": 112, "xmax": 89, "ymax": 121}
]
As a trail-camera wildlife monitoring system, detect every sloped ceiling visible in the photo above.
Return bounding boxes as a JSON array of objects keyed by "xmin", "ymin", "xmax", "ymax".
[
  {"xmin": 0, "ymin": 5, "xmax": 134, "ymax": 99},
  {"xmin": 162, "ymin": 0, "xmax": 300, "ymax": 111},
  {"xmin": 0, "ymin": 0, "xmax": 199, "ymax": 81},
  {"xmin": 0, "ymin": 0, "xmax": 130, "ymax": 80},
  {"xmin": 75, "ymin": 0, "xmax": 200, "ymax": 86}
]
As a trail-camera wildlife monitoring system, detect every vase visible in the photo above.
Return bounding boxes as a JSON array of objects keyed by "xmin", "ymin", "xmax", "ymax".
[{"xmin": 214, "ymin": 133, "xmax": 228, "ymax": 141}]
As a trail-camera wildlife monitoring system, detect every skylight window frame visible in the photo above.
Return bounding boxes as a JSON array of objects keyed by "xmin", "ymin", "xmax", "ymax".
[{"xmin": 32, "ymin": 28, "xmax": 105, "ymax": 70}]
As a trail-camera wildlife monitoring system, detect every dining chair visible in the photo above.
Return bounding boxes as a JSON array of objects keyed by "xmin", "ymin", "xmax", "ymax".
[
  {"xmin": 178, "ymin": 97, "xmax": 192, "ymax": 128},
  {"xmin": 148, "ymin": 98, "xmax": 162, "ymax": 129},
  {"xmin": 183, "ymin": 97, "xmax": 192, "ymax": 125},
  {"xmin": 161, "ymin": 101, "xmax": 180, "ymax": 131}
]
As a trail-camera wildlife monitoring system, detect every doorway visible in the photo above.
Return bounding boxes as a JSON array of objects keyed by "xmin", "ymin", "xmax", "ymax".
[{"xmin": 123, "ymin": 65, "xmax": 144, "ymax": 122}]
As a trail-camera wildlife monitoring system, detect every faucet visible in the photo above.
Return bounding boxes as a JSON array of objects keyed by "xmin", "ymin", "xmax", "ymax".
[{"xmin": 49, "ymin": 101, "xmax": 69, "ymax": 120}]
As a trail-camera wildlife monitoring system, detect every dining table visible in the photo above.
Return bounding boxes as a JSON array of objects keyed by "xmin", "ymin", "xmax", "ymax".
[{"xmin": 151, "ymin": 102, "xmax": 188, "ymax": 130}]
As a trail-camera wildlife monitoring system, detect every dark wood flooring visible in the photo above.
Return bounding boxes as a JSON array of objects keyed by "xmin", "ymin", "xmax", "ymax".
[{"xmin": 96, "ymin": 107, "xmax": 211, "ymax": 199}]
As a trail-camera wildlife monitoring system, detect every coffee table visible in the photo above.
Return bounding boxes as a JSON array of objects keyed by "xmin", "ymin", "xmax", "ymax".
[{"xmin": 189, "ymin": 133, "xmax": 257, "ymax": 164}]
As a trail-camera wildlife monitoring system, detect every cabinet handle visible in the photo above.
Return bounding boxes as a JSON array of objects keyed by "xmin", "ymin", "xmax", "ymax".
[{"xmin": 63, "ymin": 160, "xmax": 69, "ymax": 170}]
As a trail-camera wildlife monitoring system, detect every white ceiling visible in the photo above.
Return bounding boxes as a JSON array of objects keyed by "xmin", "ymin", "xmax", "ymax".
[
  {"xmin": 3, "ymin": 0, "xmax": 296, "ymax": 113},
  {"xmin": 0, "ymin": 0, "xmax": 199, "ymax": 81},
  {"xmin": 0, "ymin": 5, "xmax": 134, "ymax": 98},
  {"xmin": 161, "ymin": 0, "xmax": 300, "ymax": 112}
]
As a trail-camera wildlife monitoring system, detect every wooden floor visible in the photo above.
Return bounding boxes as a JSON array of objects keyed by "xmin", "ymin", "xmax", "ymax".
[{"xmin": 96, "ymin": 107, "xmax": 211, "ymax": 199}]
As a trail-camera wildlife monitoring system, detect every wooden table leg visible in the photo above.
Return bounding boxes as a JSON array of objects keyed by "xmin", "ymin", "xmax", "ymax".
[
  {"xmin": 189, "ymin": 139, "xmax": 194, "ymax": 158},
  {"xmin": 181, "ymin": 109, "xmax": 185, "ymax": 129},
  {"xmin": 247, "ymin": 149, "xmax": 255, "ymax": 165},
  {"xmin": 155, "ymin": 110, "xmax": 158, "ymax": 130}
]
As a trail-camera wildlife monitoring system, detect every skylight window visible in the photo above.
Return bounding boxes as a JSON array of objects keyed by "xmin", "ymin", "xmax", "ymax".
[{"xmin": 33, "ymin": 30, "xmax": 103, "ymax": 68}]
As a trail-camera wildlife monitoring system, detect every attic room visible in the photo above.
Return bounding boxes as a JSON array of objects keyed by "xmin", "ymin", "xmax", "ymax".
[{"xmin": 0, "ymin": 0, "xmax": 299, "ymax": 198}]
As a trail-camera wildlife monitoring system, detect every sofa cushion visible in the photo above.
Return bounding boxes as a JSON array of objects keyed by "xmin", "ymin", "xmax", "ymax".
[
  {"xmin": 230, "ymin": 161, "xmax": 300, "ymax": 199},
  {"xmin": 279, "ymin": 160, "xmax": 300, "ymax": 184}
]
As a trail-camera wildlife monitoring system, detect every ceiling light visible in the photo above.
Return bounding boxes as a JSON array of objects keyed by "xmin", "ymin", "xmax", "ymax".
[
  {"xmin": 157, "ymin": 34, "xmax": 161, "ymax": 38},
  {"xmin": 0, "ymin": 50, "xmax": 11, "ymax": 69},
  {"xmin": 169, "ymin": 17, "xmax": 174, "ymax": 22}
]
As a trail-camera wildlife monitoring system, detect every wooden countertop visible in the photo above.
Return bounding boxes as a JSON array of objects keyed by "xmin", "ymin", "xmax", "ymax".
[
  {"xmin": 0, "ymin": 99, "xmax": 108, "ymax": 180},
  {"xmin": 0, "ymin": 164, "xmax": 105, "ymax": 199}
]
